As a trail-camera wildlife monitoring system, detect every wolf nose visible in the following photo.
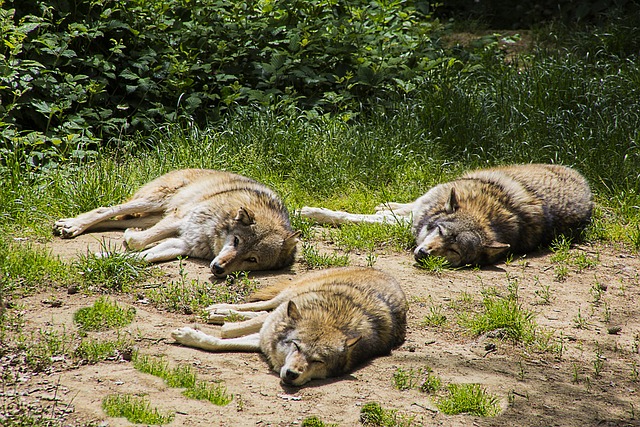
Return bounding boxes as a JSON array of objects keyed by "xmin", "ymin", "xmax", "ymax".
[
  {"xmin": 211, "ymin": 262, "xmax": 226, "ymax": 276},
  {"xmin": 414, "ymin": 247, "xmax": 431, "ymax": 261},
  {"xmin": 283, "ymin": 369, "xmax": 300, "ymax": 383}
]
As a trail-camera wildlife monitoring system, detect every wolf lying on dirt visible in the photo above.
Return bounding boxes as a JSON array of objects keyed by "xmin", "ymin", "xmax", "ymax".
[
  {"xmin": 301, "ymin": 164, "xmax": 593, "ymax": 267},
  {"xmin": 171, "ymin": 267, "xmax": 408, "ymax": 386},
  {"xmin": 53, "ymin": 169, "xmax": 299, "ymax": 277}
]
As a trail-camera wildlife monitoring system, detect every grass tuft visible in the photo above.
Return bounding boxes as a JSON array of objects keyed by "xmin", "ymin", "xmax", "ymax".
[
  {"xmin": 102, "ymin": 394, "xmax": 174, "ymax": 425},
  {"xmin": 437, "ymin": 383, "xmax": 500, "ymax": 416},
  {"xmin": 73, "ymin": 297, "xmax": 136, "ymax": 331}
]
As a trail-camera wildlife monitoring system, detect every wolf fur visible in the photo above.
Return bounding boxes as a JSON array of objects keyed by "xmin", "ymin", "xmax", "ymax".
[
  {"xmin": 300, "ymin": 164, "xmax": 593, "ymax": 267},
  {"xmin": 171, "ymin": 267, "xmax": 408, "ymax": 386},
  {"xmin": 53, "ymin": 169, "xmax": 299, "ymax": 277}
]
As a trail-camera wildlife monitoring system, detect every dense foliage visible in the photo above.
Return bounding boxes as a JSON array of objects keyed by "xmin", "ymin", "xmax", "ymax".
[{"xmin": 1, "ymin": 0, "xmax": 450, "ymax": 156}]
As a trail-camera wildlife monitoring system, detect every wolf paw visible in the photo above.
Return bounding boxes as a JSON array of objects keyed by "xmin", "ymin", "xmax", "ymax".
[
  {"xmin": 171, "ymin": 327, "xmax": 213, "ymax": 347},
  {"xmin": 53, "ymin": 219, "xmax": 83, "ymax": 238}
]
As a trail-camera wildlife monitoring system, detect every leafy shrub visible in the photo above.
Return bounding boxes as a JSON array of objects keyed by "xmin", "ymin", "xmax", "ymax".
[{"xmin": 1, "ymin": 0, "xmax": 449, "ymax": 165}]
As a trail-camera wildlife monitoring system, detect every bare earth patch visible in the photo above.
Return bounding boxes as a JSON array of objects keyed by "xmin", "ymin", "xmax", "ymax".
[{"xmin": 4, "ymin": 230, "xmax": 640, "ymax": 426}]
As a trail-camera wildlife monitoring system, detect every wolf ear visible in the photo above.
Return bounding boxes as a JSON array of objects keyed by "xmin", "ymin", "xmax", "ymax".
[
  {"xmin": 235, "ymin": 207, "xmax": 255, "ymax": 226},
  {"xmin": 484, "ymin": 240, "xmax": 510, "ymax": 256},
  {"xmin": 287, "ymin": 300, "xmax": 302, "ymax": 321},
  {"xmin": 345, "ymin": 336, "xmax": 362, "ymax": 347},
  {"xmin": 283, "ymin": 231, "xmax": 301, "ymax": 251},
  {"xmin": 444, "ymin": 187, "xmax": 458, "ymax": 214}
]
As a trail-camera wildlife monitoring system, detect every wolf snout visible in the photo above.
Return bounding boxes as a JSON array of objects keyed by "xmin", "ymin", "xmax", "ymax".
[
  {"xmin": 282, "ymin": 368, "xmax": 301, "ymax": 385},
  {"xmin": 211, "ymin": 262, "xmax": 227, "ymax": 277},
  {"xmin": 414, "ymin": 246, "xmax": 431, "ymax": 261}
]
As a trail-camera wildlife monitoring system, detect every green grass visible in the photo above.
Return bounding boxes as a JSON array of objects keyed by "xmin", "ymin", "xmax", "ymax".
[
  {"xmin": 0, "ymin": 237, "xmax": 71, "ymax": 298},
  {"xmin": 74, "ymin": 243, "xmax": 150, "ymax": 293},
  {"xmin": 132, "ymin": 353, "xmax": 232, "ymax": 406},
  {"xmin": 436, "ymin": 383, "xmax": 500, "ymax": 416},
  {"xmin": 145, "ymin": 265, "xmax": 258, "ymax": 315},
  {"xmin": 74, "ymin": 335, "xmax": 134, "ymax": 364},
  {"xmin": 102, "ymin": 394, "xmax": 174, "ymax": 425},
  {"xmin": 301, "ymin": 242, "xmax": 350, "ymax": 269},
  {"xmin": 359, "ymin": 402, "xmax": 417, "ymax": 427},
  {"xmin": 73, "ymin": 297, "xmax": 136, "ymax": 331},
  {"xmin": 458, "ymin": 294, "xmax": 537, "ymax": 343}
]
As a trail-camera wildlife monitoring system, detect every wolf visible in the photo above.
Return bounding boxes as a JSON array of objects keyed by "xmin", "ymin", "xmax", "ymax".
[
  {"xmin": 300, "ymin": 164, "xmax": 593, "ymax": 267},
  {"xmin": 171, "ymin": 267, "xmax": 408, "ymax": 386},
  {"xmin": 53, "ymin": 169, "xmax": 300, "ymax": 277}
]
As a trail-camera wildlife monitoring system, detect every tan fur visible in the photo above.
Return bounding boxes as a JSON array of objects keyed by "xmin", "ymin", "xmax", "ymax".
[
  {"xmin": 300, "ymin": 164, "xmax": 593, "ymax": 267},
  {"xmin": 54, "ymin": 169, "xmax": 299, "ymax": 276},
  {"xmin": 171, "ymin": 267, "xmax": 408, "ymax": 386}
]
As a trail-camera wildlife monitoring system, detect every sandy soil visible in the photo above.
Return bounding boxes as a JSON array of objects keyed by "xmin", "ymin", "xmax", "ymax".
[{"xmin": 3, "ymin": 229, "xmax": 640, "ymax": 427}]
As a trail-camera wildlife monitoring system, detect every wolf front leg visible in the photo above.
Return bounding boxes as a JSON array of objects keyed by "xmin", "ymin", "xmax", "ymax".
[{"xmin": 171, "ymin": 327, "xmax": 261, "ymax": 352}]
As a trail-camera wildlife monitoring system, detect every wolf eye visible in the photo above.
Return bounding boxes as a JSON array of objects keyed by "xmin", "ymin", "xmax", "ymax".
[
  {"xmin": 310, "ymin": 359, "xmax": 324, "ymax": 364},
  {"xmin": 233, "ymin": 236, "xmax": 239, "ymax": 247},
  {"xmin": 246, "ymin": 257, "xmax": 257, "ymax": 263}
]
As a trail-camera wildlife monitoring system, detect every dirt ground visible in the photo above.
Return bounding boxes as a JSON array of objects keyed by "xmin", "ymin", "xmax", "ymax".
[{"xmin": 4, "ymin": 229, "xmax": 640, "ymax": 427}]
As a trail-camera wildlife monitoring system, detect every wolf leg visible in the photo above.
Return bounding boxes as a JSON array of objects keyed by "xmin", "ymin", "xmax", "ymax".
[
  {"xmin": 374, "ymin": 201, "xmax": 415, "ymax": 216},
  {"xmin": 130, "ymin": 237, "xmax": 191, "ymax": 263},
  {"xmin": 219, "ymin": 313, "xmax": 270, "ymax": 338},
  {"xmin": 54, "ymin": 199, "xmax": 164, "ymax": 238},
  {"xmin": 205, "ymin": 296, "xmax": 287, "ymax": 316},
  {"xmin": 208, "ymin": 308, "xmax": 268, "ymax": 325},
  {"xmin": 171, "ymin": 327, "xmax": 260, "ymax": 352},
  {"xmin": 123, "ymin": 215, "xmax": 182, "ymax": 250},
  {"xmin": 85, "ymin": 213, "xmax": 164, "ymax": 232},
  {"xmin": 299, "ymin": 206, "xmax": 410, "ymax": 225}
]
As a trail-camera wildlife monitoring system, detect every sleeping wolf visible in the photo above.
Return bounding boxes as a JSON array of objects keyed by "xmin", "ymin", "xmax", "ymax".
[
  {"xmin": 301, "ymin": 164, "xmax": 593, "ymax": 267},
  {"xmin": 171, "ymin": 267, "xmax": 408, "ymax": 386},
  {"xmin": 53, "ymin": 169, "xmax": 299, "ymax": 277}
]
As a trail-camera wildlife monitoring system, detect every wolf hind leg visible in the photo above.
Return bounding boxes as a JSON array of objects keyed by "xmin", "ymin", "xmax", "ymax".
[
  {"xmin": 374, "ymin": 201, "xmax": 415, "ymax": 216},
  {"xmin": 171, "ymin": 327, "xmax": 260, "ymax": 352},
  {"xmin": 299, "ymin": 206, "xmax": 410, "ymax": 225},
  {"xmin": 54, "ymin": 199, "xmax": 164, "ymax": 238}
]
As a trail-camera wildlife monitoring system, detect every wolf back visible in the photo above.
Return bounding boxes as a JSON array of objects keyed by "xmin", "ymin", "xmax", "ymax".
[{"xmin": 412, "ymin": 163, "xmax": 593, "ymax": 266}]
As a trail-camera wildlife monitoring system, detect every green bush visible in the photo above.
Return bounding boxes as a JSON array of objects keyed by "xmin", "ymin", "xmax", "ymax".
[{"xmin": 1, "ymin": 0, "xmax": 448, "ymax": 163}]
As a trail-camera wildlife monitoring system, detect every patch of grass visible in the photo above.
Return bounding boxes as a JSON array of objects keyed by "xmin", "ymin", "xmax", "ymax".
[
  {"xmin": 393, "ymin": 367, "xmax": 418, "ymax": 391},
  {"xmin": 182, "ymin": 380, "xmax": 233, "ymax": 406},
  {"xmin": 436, "ymin": 383, "xmax": 500, "ymax": 417},
  {"xmin": 0, "ymin": 238, "xmax": 71, "ymax": 298},
  {"xmin": 421, "ymin": 304, "xmax": 448, "ymax": 328},
  {"xmin": 145, "ymin": 265, "xmax": 258, "ymax": 315},
  {"xmin": 74, "ymin": 242, "xmax": 150, "ymax": 292},
  {"xmin": 301, "ymin": 242, "xmax": 350, "ymax": 269},
  {"xmin": 359, "ymin": 402, "xmax": 416, "ymax": 427},
  {"xmin": 458, "ymin": 293, "xmax": 537, "ymax": 344},
  {"xmin": 74, "ymin": 334, "xmax": 134, "ymax": 364},
  {"xmin": 330, "ymin": 222, "xmax": 414, "ymax": 253},
  {"xmin": 102, "ymin": 394, "xmax": 174, "ymax": 425},
  {"xmin": 132, "ymin": 353, "xmax": 232, "ymax": 406},
  {"xmin": 416, "ymin": 255, "xmax": 452, "ymax": 274},
  {"xmin": 301, "ymin": 416, "xmax": 338, "ymax": 427},
  {"xmin": 393, "ymin": 366, "xmax": 442, "ymax": 394},
  {"xmin": 73, "ymin": 297, "xmax": 136, "ymax": 332}
]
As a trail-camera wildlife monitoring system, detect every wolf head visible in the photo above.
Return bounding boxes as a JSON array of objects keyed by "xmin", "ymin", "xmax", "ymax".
[
  {"xmin": 210, "ymin": 207, "xmax": 300, "ymax": 277},
  {"xmin": 413, "ymin": 188, "xmax": 510, "ymax": 267},
  {"xmin": 272, "ymin": 300, "xmax": 360, "ymax": 386}
]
